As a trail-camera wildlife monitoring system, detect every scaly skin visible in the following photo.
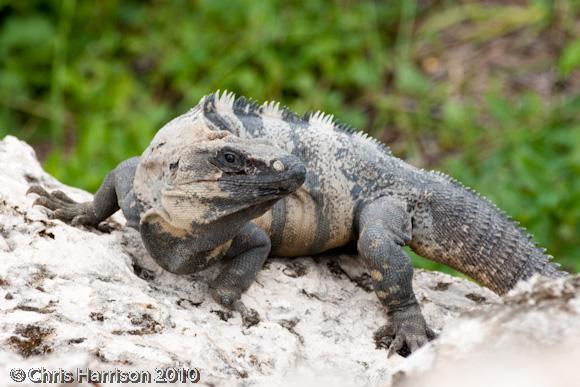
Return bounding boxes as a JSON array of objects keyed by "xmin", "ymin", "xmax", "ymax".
[{"xmin": 29, "ymin": 91, "xmax": 567, "ymax": 356}]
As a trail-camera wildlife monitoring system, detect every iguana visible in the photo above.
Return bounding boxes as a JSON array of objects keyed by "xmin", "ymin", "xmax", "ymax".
[{"xmin": 28, "ymin": 91, "xmax": 567, "ymax": 356}]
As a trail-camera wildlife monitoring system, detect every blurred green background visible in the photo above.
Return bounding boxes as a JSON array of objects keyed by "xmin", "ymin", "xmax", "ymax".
[{"xmin": 0, "ymin": 0, "xmax": 578, "ymax": 272}]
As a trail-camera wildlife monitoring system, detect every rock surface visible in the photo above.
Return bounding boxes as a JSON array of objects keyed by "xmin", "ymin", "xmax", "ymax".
[
  {"xmin": 0, "ymin": 135, "xmax": 577, "ymax": 386},
  {"xmin": 398, "ymin": 274, "xmax": 580, "ymax": 387}
]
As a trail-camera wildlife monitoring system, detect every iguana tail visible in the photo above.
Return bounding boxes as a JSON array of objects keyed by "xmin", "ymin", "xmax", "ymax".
[{"xmin": 409, "ymin": 172, "xmax": 567, "ymax": 295}]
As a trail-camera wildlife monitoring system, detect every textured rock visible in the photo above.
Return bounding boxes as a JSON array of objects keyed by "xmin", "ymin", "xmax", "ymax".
[
  {"xmin": 0, "ymin": 135, "xmax": 577, "ymax": 387},
  {"xmin": 396, "ymin": 275, "xmax": 580, "ymax": 387}
]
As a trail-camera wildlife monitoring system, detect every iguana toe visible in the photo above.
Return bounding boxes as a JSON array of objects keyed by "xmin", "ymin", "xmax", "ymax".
[
  {"xmin": 71, "ymin": 214, "xmax": 96, "ymax": 226},
  {"xmin": 33, "ymin": 196, "xmax": 61, "ymax": 211},
  {"xmin": 51, "ymin": 190, "xmax": 76, "ymax": 203},
  {"xmin": 426, "ymin": 326, "xmax": 438, "ymax": 340},
  {"xmin": 27, "ymin": 184, "xmax": 50, "ymax": 197}
]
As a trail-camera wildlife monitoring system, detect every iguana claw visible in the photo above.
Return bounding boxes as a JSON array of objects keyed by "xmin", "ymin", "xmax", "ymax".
[
  {"xmin": 374, "ymin": 303, "xmax": 437, "ymax": 357},
  {"xmin": 210, "ymin": 286, "xmax": 261, "ymax": 328}
]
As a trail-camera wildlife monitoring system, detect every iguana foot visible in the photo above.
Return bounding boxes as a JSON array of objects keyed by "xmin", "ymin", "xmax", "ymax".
[
  {"xmin": 27, "ymin": 185, "xmax": 99, "ymax": 227},
  {"xmin": 210, "ymin": 287, "xmax": 261, "ymax": 328},
  {"xmin": 374, "ymin": 304, "xmax": 437, "ymax": 357}
]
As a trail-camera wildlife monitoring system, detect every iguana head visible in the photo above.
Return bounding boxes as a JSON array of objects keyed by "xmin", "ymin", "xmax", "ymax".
[{"xmin": 134, "ymin": 103, "xmax": 306, "ymax": 234}]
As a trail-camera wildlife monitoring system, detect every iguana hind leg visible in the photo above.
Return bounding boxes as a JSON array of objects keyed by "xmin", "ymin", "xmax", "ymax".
[{"xmin": 357, "ymin": 196, "xmax": 436, "ymax": 356}]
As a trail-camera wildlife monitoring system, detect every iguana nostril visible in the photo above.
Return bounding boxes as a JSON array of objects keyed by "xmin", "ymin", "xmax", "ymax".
[{"xmin": 272, "ymin": 160, "xmax": 285, "ymax": 172}]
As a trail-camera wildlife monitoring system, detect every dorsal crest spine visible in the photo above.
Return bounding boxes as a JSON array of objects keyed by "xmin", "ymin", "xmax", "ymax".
[
  {"xmin": 201, "ymin": 90, "xmax": 392, "ymax": 155},
  {"xmin": 308, "ymin": 110, "xmax": 335, "ymax": 130}
]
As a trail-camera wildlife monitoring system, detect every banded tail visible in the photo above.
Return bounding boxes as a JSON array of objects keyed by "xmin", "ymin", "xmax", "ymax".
[{"xmin": 410, "ymin": 172, "xmax": 567, "ymax": 295}]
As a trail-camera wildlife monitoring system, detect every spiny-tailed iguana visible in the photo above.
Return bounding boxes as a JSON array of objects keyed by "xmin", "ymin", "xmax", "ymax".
[{"xmin": 29, "ymin": 91, "xmax": 567, "ymax": 356}]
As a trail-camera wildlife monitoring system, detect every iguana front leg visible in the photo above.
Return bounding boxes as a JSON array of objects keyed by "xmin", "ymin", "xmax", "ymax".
[
  {"xmin": 210, "ymin": 222, "xmax": 270, "ymax": 328},
  {"xmin": 28, "ymin": 157, "xmax": 140, "ymax": 229},
  {"xmin": 28, "ymin": 171, "xmax": 120, "ymax": 227},
  {"xmin": 28, "ymin": 185, "xmax": 103, "ymax": 226},
  {"xmin": 140, "ymin": 220, "xmax": 270, "ymax": 328},
  {"xmin": 357, "ymin": 196, "xmax": 436, "ymax": 356}
]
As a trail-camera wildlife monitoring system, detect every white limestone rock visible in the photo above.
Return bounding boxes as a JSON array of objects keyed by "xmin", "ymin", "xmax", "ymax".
[{"xmin": 396, "ymin": 275, "xmax": 580, "ymax": 387}]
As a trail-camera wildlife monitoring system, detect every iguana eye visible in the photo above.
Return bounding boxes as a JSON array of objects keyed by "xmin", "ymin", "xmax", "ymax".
[
  {"xmin": 224, "ymin": 153, "xmax": 237, "ymax": 163},
  {"xmin": 211, "ymin": 148, "xmax": 245, "ymax": 172}
]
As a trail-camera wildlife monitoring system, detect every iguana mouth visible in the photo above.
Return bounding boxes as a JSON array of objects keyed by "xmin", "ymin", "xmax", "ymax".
[
  {"xmin": 219, "ymin": 156, "xmax": 306, "ymax": 198},
  {"xmin": 256, "ymin": 187, "xmax": 291, "ymax": 197}
]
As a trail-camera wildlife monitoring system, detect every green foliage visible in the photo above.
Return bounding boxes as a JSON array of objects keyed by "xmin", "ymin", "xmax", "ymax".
[
  {"xmin": 559, "ymin": 39, "xmax": 580, "ymax": 76},
  {"xmin": 441, "ymin": 95, "xmax": 580, "ymax": 272},
  {"xmin": 0, "ymin": 0, "xmax": 578, "ymax": 272}
]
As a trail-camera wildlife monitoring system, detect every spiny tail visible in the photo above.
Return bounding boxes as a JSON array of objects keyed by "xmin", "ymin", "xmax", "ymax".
[{"xmin": 410, "ymin": 172, "xmax": 567, "ymax": 295}]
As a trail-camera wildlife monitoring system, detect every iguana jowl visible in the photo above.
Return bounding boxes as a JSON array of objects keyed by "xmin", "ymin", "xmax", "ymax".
[{"xmin": 29, "ymin": 91, "xmax": 567, "ymax": 355}]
